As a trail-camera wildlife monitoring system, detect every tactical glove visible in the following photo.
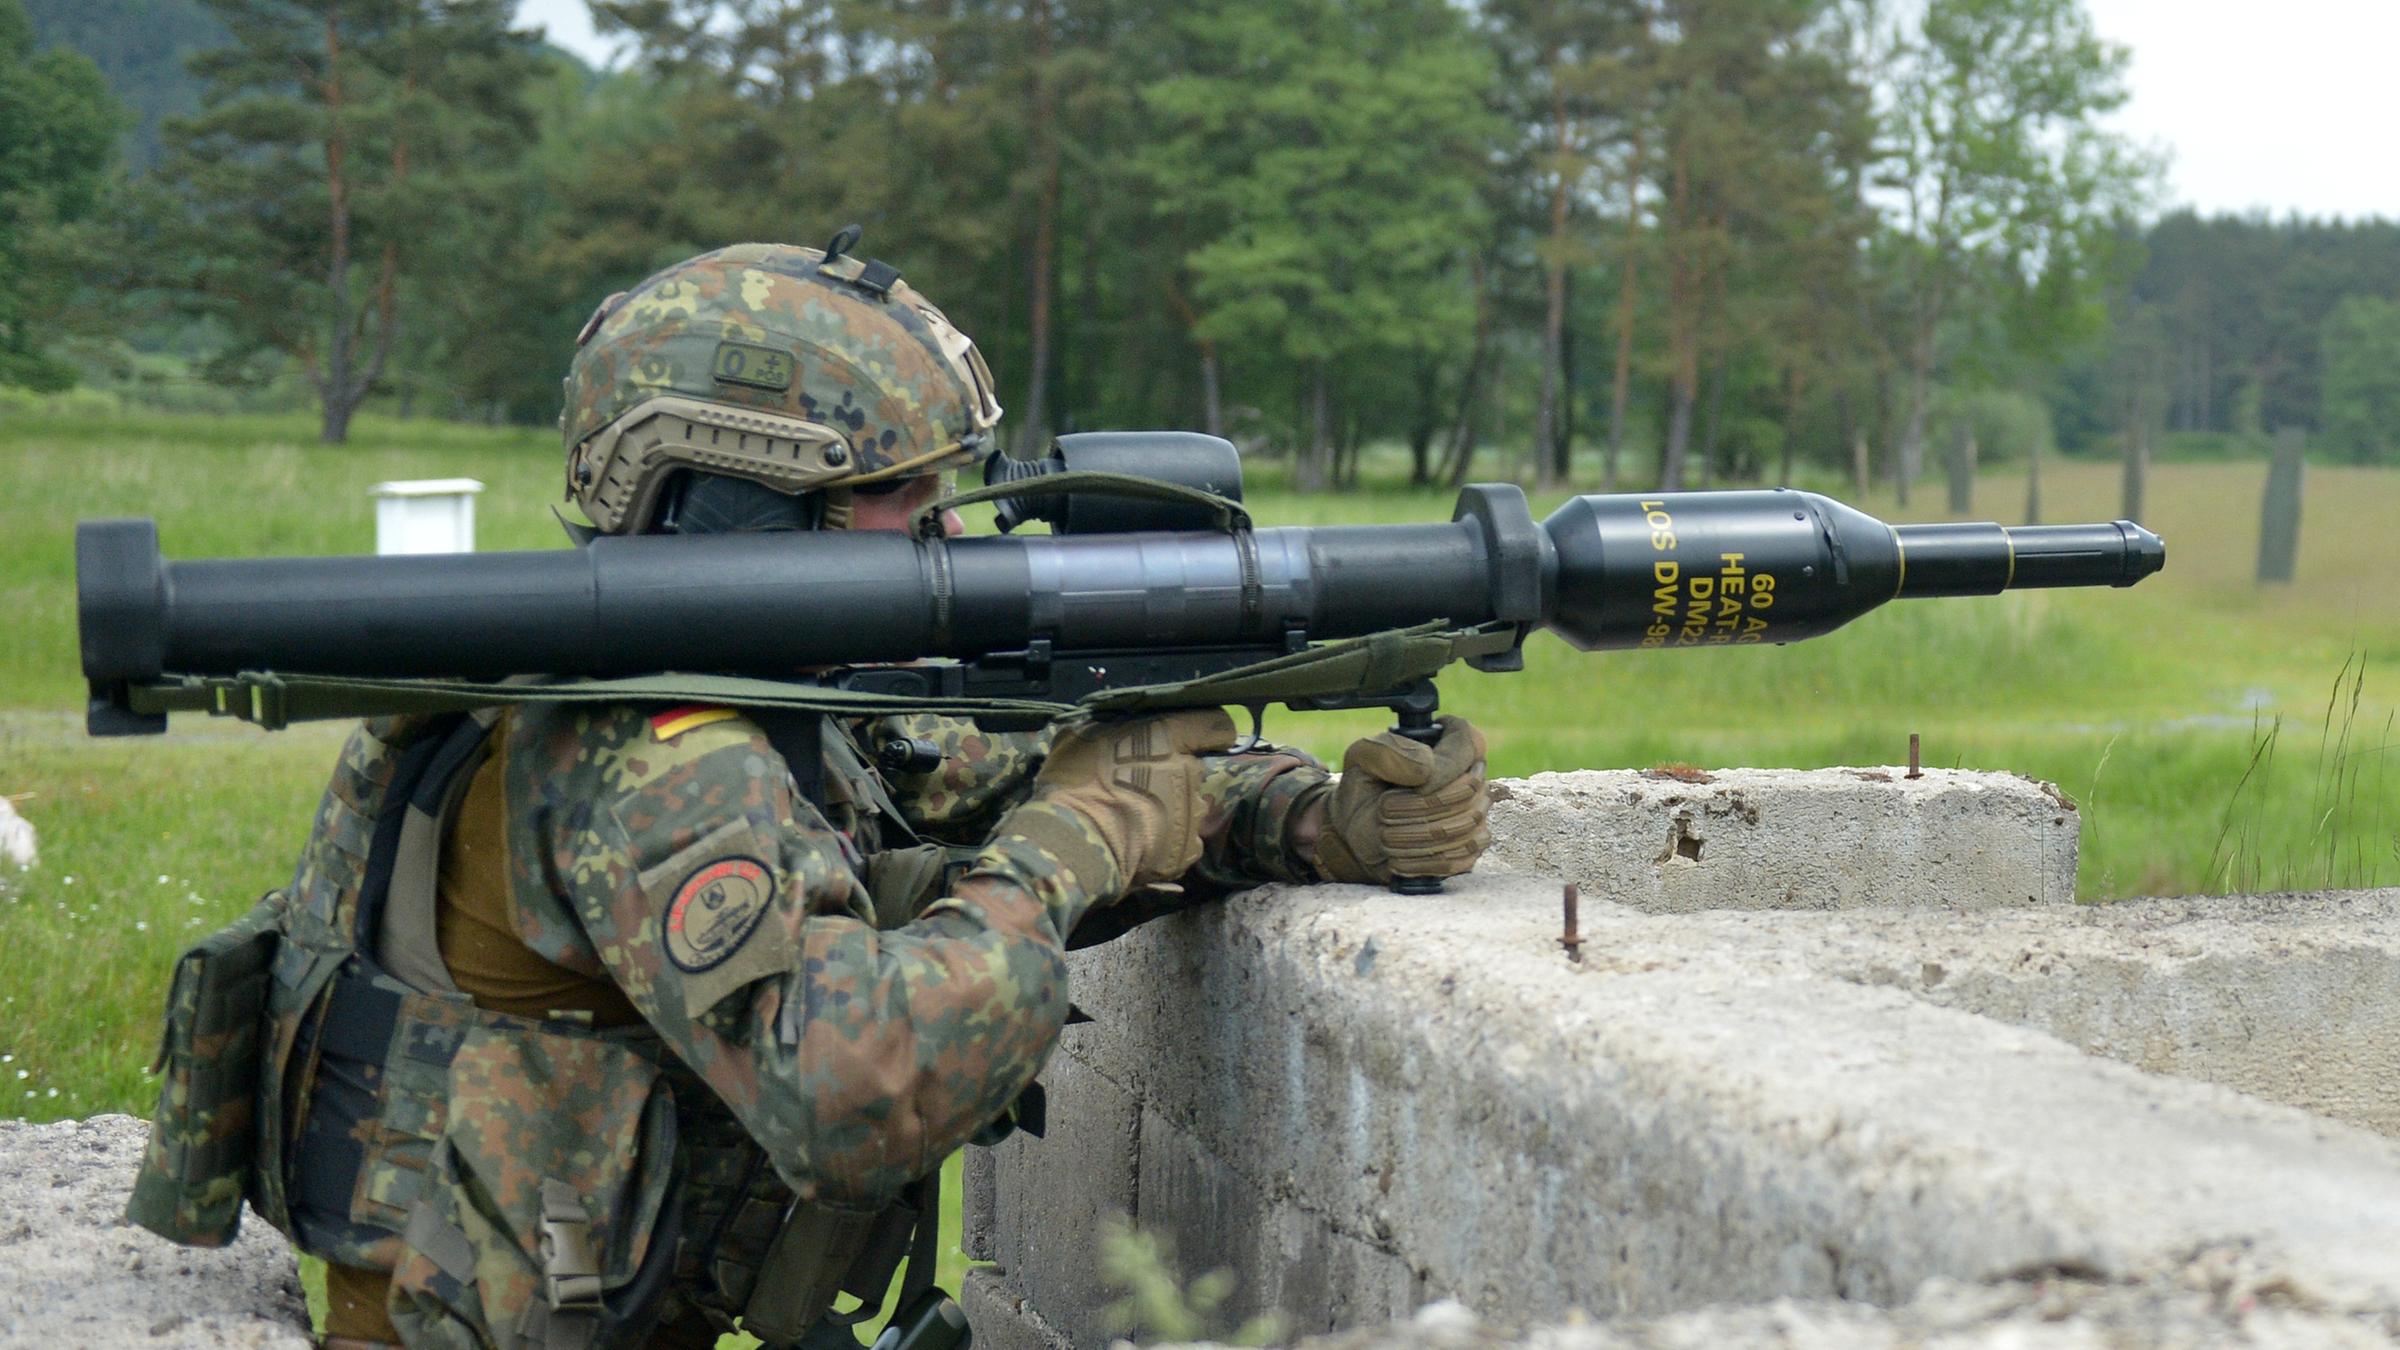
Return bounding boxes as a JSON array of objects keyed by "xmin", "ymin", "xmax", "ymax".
[
  {"xmin": 994, "ymin": 708, "xmax": 1239, "ymax": 904},
  {"xmin": 1315, "ymin": 715, "xmax": 1490, "ymax": 885}
]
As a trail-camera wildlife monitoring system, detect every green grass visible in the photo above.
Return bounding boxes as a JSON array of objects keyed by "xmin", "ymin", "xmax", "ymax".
[{"xmin": 3, "ymin": 407, "xmax": 2398, "ymax": 1337}]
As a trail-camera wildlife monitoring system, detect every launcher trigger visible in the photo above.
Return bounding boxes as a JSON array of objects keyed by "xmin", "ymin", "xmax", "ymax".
[{"xmin": 1233, "ymin": 702, "xmax": 1271, "ymax": 752}]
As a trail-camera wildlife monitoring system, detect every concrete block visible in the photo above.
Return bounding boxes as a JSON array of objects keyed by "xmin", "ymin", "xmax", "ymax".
[
  {"xmin": 0, "ymin": 1114, "xmax": 310, "ymax": 1348},
  {"xmin": 978, "ymin": 1046, "xmax": 1143, "ymax": 1349},
  {"xmin": 963, "ymin": 1142, "xmax": 999, "ymax": 1264},
  {"xmin": 1271, "ymin": 1272, "xmax": 2400, "ymax": 1349},
  {"xmin": 1782, "ymin": 888, "xmax": 2400, "ymax": 1137},
  {"xmin": 1484, "ymin": 768, "xmax": 2078, "ymax": 911},
  {"xmin": 1527, "ymin": 889, "xmax": 2400, "ymax": 1139},
  {"xmin": 1135, "ymin": 1104, "xmax": 1420, "ymax": 1341},
  {"xmin": 999, "ymin": 875, "xmax": 2400, "ymax": 1339},
  {"xmin": 962, "ymin": 1268, "xmax": 1072, "ymax": 1350}
]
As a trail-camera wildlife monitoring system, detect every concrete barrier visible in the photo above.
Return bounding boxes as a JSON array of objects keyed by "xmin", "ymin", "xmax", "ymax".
[
  {"xmin": 966, "ymin": 770, "xmax": 2400, "ymax": 1348},
  {"xmin": 11, "ymin": 770, "xmax": 2391, "ymax": 1348},
  {"xmin": 1231, "ymin": 1278, "xmax": 2400, "ymax": 1349},
  {"xmin": 1783, "ymin": 889, "xmax": 2400, "ymax": 1138},
  {"xmin": 1484, "ymin": 768, "xmax": 2080, "ymax": 911},
  {"xmin": 0, "ymin": 1114, "xmax": 309, "ymax": 1348}
]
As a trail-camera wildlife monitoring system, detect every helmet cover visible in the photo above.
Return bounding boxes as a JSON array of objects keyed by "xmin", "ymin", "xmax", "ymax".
[{"xmin": 561, "ymin": 240, "xmax": 1002, "ymax": 533}]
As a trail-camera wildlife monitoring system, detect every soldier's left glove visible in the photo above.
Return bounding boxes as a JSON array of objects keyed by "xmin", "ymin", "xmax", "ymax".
[{"xmin": 1313, "ymin": 715, "xmax": 1490, "ymax": 885}]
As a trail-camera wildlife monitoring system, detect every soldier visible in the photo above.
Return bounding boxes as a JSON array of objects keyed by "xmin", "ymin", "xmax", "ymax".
[{"xmin": 135, "ymin": 237, "xmax": 1491, "ymax": 1350}]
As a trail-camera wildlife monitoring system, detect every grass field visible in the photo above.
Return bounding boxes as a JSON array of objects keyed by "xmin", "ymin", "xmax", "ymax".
[{"xmin": 3, "ymin": 407, "xmax": 2397, "ymax": 1332}]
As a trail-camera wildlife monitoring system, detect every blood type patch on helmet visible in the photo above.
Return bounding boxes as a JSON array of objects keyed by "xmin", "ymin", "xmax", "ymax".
[{"xmin": 711, "ymin": 340, "xmax": 796, "ymax": 391}]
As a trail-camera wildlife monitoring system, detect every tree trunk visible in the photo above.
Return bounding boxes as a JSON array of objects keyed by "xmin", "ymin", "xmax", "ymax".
[
  {"xmin": 1605, "ymin": 129, "xmax": 1644, "ymax": 493},
  {"xmin": 1778, "ymin": 365, "xmax": 1804, "ymax": 485},
  {"xmin": 1947, "ymin": 428, "xmax": 1976, "ymax": 515},
  {"xmin": 1300, "ymin": 361, "xmax": 1332, "ymax": 492},
  {"xmin": 1198, "ymin": 344, "xmax": 1223, "ymax": 438},
  {"xmin": 1440, "ymin": 365, "xmax": 1484, "ymax": 487},
  {"xmin": 1407, "ymin": 358, "xmax": 1441, "ymax": 486},
  {"xmin": 2024, "ymin": 428, "xmax": 2042, "ymax": 523},
  {"xmin": 2121, "ymin": 413, "xmax": 2149, "ymax": 524},
  {"xmin": 1661, "ymin": 373, "xmax": 1694, "ymax": 490},
  {"xmin": 1537, "ymin": 257, "xmax": 1567, "ymax": 487},
  {"xmin": 1012, "ymin": 0, "xmax": 1059, "ymax": 453},
  {"xmin": 1560, "ymin": 267, "xmax": 1580, "ymax": 466},
  {"xmin": 319, "ymin": 6, "xmax": 353, "ymax": 445},
  {"xmin": 1851, "ymin": 432, "xmax": 1870, "ymax": 501},
  {"xmin": 318, "ymin": 8, "xmax": 409, "ymax": 446},
  {"xmin": 1657, "ymin": 128, "xmax": 1702, "ymax": 492},
  {"xmin": 1440, "ymin": 252, "xmax": 1496, "ymax": 486},
  {"xmin": 1696, "ymin": 351, "xmax": 1728, "ymax": 488},
  {"xmin": 1166, "ymin": 275, "xmax": 1222, "ymax": 438},
  {"xmin": 1536, "ymin": 67, "xmax": 1572, "ymax": 488},
  {"xmin": 1896, "ymin": 336, "xmax": 1932, "ymax": 508},
  {"xmin": 321, "ymin": 386, "xmax": 354, "ymax": 444},
  {"xmin": 2256, "ymin": 427, "xmax": 2304, "ymax": 583},
  {"xmin": 1071, "ymin": 148, "xmax": 1102, "ymax": 433}
]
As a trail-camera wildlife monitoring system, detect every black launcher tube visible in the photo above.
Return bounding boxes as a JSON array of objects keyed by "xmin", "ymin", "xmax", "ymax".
[{"xmin": 77, "ymin": 489, "xmax": 2165, "ymax": 715}]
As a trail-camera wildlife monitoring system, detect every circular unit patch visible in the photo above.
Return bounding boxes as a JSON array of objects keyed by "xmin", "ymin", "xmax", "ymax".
[{"xmin": 664, "ymin": 856, "xmax": 775, "ymax": 973}]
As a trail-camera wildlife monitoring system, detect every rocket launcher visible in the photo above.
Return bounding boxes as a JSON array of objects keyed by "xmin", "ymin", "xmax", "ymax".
[{"xmin": 77, "ymin": 434, "xmax": 2164, "ymax": 745}]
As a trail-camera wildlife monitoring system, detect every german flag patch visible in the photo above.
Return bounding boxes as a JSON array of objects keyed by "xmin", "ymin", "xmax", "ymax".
[{"xmin": 650, "ymin": 705, "xmax": 739, "ymax": 742}]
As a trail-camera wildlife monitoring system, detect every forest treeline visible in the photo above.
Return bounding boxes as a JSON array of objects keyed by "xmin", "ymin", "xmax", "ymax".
[{"xmin": 7, "ymin": 0, "xmax": 2400, "ymax": 497}]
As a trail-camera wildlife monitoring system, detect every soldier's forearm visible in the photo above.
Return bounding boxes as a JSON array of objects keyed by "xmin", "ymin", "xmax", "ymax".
[
  {"xmin": 1190, "ymin": 751, "xmax": 1330, "ymax": 890},
  {"xmin": 749, "ymin": 878, "xmax": 1072, "ymax": 1206}
]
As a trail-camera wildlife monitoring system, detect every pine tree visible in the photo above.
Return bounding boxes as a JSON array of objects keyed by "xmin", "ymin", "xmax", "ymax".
[
  {"xmin": 153, "ymin": 0, "xmax": 538, "ymax": 442},
  {"xmin": 0, "ymin": 0, "xmax": 126, "ymax": 389},
  {"xmin": 1141, "ymin": 0, "xmax": 1501, "ymax": 491}
]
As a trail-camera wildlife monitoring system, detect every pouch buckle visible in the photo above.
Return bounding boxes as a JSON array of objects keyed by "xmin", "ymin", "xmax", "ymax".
[{"xmin": 539, "ymin": 1180, "xmax": 606, "ymax": 1313}]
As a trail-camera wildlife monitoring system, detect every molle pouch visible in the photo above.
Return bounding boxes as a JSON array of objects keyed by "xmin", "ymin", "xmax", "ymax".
[
  {"xmin": 126, "ymin": 888, "xmax": 289, "ymax": 1247},
  {"xmin": 389, "ymin": 1025, "xmax": 681, "ymax": 1350}
]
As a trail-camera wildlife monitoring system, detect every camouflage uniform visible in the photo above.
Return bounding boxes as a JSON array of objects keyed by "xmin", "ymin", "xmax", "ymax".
[
  {"xmin": 481, "ymin": 703, "xmax": 1318, "ymax": 1203},
  {"xmin": 347, "ymin": 702, "xmax": 1326, "ymax": 1345},
  {"xmin": 124, "ymin": 235, "xmax": 1468, "ymax": 1349}
]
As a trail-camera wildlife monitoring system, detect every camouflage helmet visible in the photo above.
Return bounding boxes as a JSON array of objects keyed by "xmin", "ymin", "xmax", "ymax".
[{"xmin": 561, "ymin": 234, "xmax": 1003, "ymax": 534}]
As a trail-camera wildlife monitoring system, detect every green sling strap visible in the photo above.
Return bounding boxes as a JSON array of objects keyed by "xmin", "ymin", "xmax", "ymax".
[
  {"xmin": 120, "ymin": 621, "xmax": 1523, "ymax": 732},
  {"xmin": 123, "ymin": 669, "xmax": 1076, "ymax": 732}
]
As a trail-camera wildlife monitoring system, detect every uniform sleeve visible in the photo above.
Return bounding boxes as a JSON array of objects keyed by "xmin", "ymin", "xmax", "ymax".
[
  {"xmin": 868, "ymin": 713, "xmax": 1325, "ymax": 894},
  {"xmin": 507, "ymin": 707, "xmax": 1087, "ymax": 1210},
  {"xmin": 868, "ymin": 713, "xmax": 1053, "ymax": 845},
  {"xmin": 1185, "ymin": 746, "xmax": 1331, "ymax": 892}
]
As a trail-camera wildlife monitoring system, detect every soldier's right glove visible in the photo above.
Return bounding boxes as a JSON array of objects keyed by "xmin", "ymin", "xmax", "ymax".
[
  {"xmin": 993, "ymin": 708, "xmax": 1239, "ymax": 903},
  {"xmin": 1315, "ymin": 715, "xmax": 1490, "ymax": 885}
]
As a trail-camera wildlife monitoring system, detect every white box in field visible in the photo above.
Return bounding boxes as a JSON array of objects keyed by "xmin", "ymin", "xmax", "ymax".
[{"xmin": 370, "ymin": 478, "xmax": 484, "ymax": 554}]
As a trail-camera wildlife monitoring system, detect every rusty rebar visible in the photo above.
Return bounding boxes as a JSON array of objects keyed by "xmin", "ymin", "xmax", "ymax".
[
  {"xmin": 1561, "ymin": 883, "xmax": 1582, "ymax": 963},
  {"xmin": 1907, "ymin": 732, "xmax": 1922, "ymax": 779}
]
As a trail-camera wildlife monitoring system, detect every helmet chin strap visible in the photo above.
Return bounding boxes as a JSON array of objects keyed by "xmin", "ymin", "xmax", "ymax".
[{"xmin": 818, "ymin": 487, "xmax": 854, "ymax": 531}]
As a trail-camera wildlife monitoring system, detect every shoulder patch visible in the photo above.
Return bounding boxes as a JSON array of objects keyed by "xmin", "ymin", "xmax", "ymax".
[
  {"xmin": 665, "ymin": 856, "xmax": 775, "ymax": 972},
  {"xmin": 651, "ymin": 705, "xmax": 739, "ymax": 742}
]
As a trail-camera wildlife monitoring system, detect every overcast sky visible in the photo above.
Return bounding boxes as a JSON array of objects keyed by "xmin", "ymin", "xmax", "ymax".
[{"xmin": 512, "ymin": 0, "xmax": 2398, "ymax": 223}]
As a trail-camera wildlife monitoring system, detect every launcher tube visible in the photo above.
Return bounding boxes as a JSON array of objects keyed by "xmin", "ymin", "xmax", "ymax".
[{"xmin": 77, "ymin": 488, "xmax": 2164, "ymax": 698}]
